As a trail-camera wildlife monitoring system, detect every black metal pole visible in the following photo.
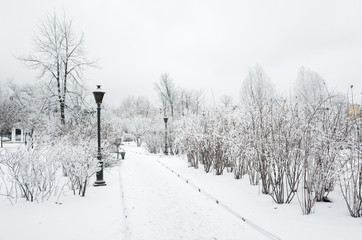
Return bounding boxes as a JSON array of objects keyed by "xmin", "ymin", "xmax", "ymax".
[
  {"xmin": 164, "ymin": 118, "xmax": 169, "ymax": 155},
  {"xmin": 97, "ymin": 103, "xmax": 101, "ymax": 156},
  {"xmin": 94, "ymin": 102, "xmax": 106, "ymax": 186}
]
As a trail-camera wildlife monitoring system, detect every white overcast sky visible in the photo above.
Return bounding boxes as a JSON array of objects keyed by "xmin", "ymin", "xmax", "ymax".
[{"xmin": 1, "ymin": 0, "xmax": 361, "ymax": 107}]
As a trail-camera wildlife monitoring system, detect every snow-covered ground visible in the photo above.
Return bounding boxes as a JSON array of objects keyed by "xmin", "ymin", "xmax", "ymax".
[
  {"xmin": 1, "ymin": 143, "xmax": 362, "ymax": 239},
  {"xmin": 0, "ymin": 155, "xmax": 125, "ymax": 240},
  {"xmin": 124, "ymin": 145, "xmax": 362, "ymax": 240},
  {"xmin": 120, "ymin": 146, "xmax": 268, "ymax": 240}
]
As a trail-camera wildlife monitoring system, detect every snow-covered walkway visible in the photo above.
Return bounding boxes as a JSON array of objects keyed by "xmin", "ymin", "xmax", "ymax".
[
  {"xmin": 120, "ymin": 145, "xmax": 268, "ymax": 240},
  {"xmin": 2, "ymin": 143, "xmax": 362, "ymax": 240},
  {"xmin": 121, "ymin": 144, "xmax": 362, "ymax": 240}
]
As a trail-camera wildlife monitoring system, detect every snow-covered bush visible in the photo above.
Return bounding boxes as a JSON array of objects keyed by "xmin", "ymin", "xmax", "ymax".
[
  {"xmin": 173, "ymin": 92, "xmax": 362, "ymax": 217},
  {"xmin": 49, "ymin": 110, "xmax": 122, "ymax": 196},
  {"xmin": 51, "ymin": 109, "xmax": 122, "ymax": 169},
  {"xmin": 53, "ymin": 140, "xmax": 99, "ymax": 197},
  {"xmin": 0, "ymin": 145, "xmax": 59, "ymax": 203},
  {"xmin": 143, "ymin": 119, "xmax": 164, "ymax": 154},
  {"xmin": 174, "ymin": 114, "xmax": 203, "ymax": 168},
  {"xmin": 0, "ymin": 107, "xmax": 123, "ymax": 203},
  {"xmin": 295, "ymin": 95, "xmax": 347, "ymax": 213},
  {"xmin": 142, "ymin": 117, "xmax": 179, "ymax": 155},
  {"xmin": 339, "ymin": 146, "xmax": 362, "ymax": 217},
  {"xmin": 175, "ymin": 110, "xmax": 239, "ymax": 175},
  {"xmin": 115, "ymin": 95, "xmax": 155, "ymax": 147},
  {"xmin": 262, "ymin": 100, "xmax": 302, "ymax": 204},
  {"xmin": 166, "ymin": 119, "xmax": 180, "ymax": 155},
  {"xmin": 338, "ymin": 101, "xmax": 362, "ymax": 217},
  {"xmin": 222, "ymin": 114, "xmax": 246, "ymax": 176}
]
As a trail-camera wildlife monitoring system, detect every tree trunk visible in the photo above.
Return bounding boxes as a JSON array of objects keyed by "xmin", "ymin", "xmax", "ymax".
[{"xmin": 60, "ymin": 100, "xmax": 65, "ymax": 125}]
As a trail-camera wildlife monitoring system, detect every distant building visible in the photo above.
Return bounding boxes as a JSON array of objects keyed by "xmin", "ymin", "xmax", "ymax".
[
  {"xmin": 11, "ymin": 127, "xmax": 26, "ymax": 142},
  {"xmin": 2, "ymin": 127, "xmax": 26, "ymax": 143},
  {"xmin": 348, "ymin": 104, "xmax": 361, "ymax": 121}
]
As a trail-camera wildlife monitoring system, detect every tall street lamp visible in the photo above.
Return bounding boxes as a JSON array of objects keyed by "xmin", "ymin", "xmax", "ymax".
[
  {"xmin": 163, "ymin": 116, "xmax": 169, "ymax": 155},
  {"xmin": 93, "ymin": 85, "xmax": 106, "ymax": 187}
]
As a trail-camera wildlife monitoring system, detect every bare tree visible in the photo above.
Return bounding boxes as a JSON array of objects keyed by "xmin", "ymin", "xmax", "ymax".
[
  {"xmin": 115, "ymin": 95, "xmax": 154, "ymax": 146},
  {"xmin": 192, "ymin": 89, "xmax": 205, "ymax": 115},
  {"xmin": 0, "ymin": 95, "xmax": 19, "ymax": 147},
  {"xmin": 117, "ymin": 96, "xmax": 152, "ymax": 119},
  {"xmin": 8, "ymin": 81, "xmax": 50, "ymax": 145},
  {"xmin": 154, "ymin": 73, "xmax": 178, "ymax": 117},
  {"xmin": 179, "ymin": 89, "xmax": 190, "ymax": 116},
  {"xmin": 179, "ymin": 88, "xmax": 205, "ymax": 115},
  {"xmin": 220, "ymin": 95, "xmax": 233, "ymax": 108},
  {"xmin": 294, "ymin": 67, "xmax": 329, "ymax": 108},
  {"xmin": 19, "ymin": 12, "xmax": 94, "ymax": 125},
  {"xmin": 240, "ymin": 65, "xmax": 276, "ymax": 106}
]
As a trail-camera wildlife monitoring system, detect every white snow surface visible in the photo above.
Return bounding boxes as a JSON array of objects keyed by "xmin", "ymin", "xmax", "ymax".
[
  {"xmin": 1, "ymin": 142, "xmax": 362, "ymax": 240},
  {"xmin": 0, "ymin": 161, "xmax": 125, "ymax": 240},
  {"xmin": 120, "ymin": 147, "xmax": 267, "ymax": 240}
]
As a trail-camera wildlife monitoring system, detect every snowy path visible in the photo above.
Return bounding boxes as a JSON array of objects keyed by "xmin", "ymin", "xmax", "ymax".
[
  {"xmin": 125, "ymin": 146, "xmax": 362, "ymax": 240},
  {"xmin": 120, "ymin": 146, "xmax": 268, "ymax": 240}
]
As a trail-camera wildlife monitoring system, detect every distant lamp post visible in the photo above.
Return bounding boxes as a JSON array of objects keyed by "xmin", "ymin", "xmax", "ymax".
[
  {"xmin": 163, "ymin": 116, "xmax": 169, "ymax": 155},
  {"xmin": 93, "ymin": 85, "xmax": 106, "ymax": 187}
]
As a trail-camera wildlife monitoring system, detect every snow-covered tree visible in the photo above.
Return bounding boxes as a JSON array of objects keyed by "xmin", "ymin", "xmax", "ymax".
[
  {"xmin": 116, "ymin": 95, "xmax": 154, "ymax": 146},
  {"xmin": 220, "ymin": 95, "xmax": 233, "ymax": 108},
  {"xmin": 155, "ymin": 73, "xmax": 178, "ymax": 117},
  {"xmin": 0, "ymin": 88, "xmax": 19, "ymax": 147},
  {"xmin": 19, "ymin": 12, "xmax": 95, "ymax": 125},
  {"xmin": 294, "ymin": 67, "xmax": 329, "ymax": 108}
]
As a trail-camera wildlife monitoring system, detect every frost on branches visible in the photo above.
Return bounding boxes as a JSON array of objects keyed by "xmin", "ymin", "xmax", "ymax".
[
  {"xmin": 0, "ymin": 108, "xmax": 123, "ymax": 203},
  {"xmin": 174, "ymin": 94, "xmax": 358, "ymax": 216},
  {"xmin": 0, "ymin": 145, "xmax": 59, "ymax": 203},
  {"xmin": 172, "ymin": 67, "xmax": 361, "ymax": 217},
  {"xmin": 338, "ymin": 92, "xmax": 362, "ymax": 218},
  {"xmin": 53, "ymin": 140, "xmax": 99, "ymax": 197}
]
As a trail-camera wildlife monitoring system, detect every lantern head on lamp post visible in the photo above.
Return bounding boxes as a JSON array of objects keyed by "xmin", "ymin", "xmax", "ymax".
[
  {"xmin": 93, "ymin": 85, "xmax": 106, "ymax": 187},
  {"xmin": 93, "ymin": 85, "xmax": 105, "ymax": 105},
  {"xmin": 163, "ymin": 116, "xmax": 169, "ymax": 155}
]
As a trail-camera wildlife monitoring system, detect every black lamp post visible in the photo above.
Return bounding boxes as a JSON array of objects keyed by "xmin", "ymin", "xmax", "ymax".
[
  {"xmin": 93, "ymin": 85, "xmax": 106, "ymax": 187},
  {"xmin": 163, "ymin": 116, "xmax": 169, "ymax": 155}
]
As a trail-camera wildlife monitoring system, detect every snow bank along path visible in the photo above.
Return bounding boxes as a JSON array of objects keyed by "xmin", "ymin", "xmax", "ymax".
[
  {"xmin": 155, "ymin": 159, "xmax": 281, "ymax": 240},
  {"xmin": 0, "ymin": 163, "xmax": 125, "ymax": 240},
  {"xmin": 120, "ymin": 145, "xmax": 269, "ymax": 240}
]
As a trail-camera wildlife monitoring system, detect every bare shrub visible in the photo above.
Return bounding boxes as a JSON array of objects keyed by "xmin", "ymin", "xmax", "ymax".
[
  {"xmin": 54, "ymin": 141, "xmax": 99, "ymax": 197},
  {"xmin": 338, "ymin": 93, "xmax": 361, "ymax": 217},
  {"xmin": 0, "ymin": 145, "xmax": 59, "ymax": 202}
]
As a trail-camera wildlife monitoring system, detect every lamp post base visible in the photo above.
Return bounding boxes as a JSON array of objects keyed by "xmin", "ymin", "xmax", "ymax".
[{"xmin": 93, "ymin": 180, "xmax": 107, "ymax": 187}]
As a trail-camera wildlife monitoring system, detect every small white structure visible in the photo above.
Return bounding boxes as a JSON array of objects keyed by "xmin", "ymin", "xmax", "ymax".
[{"xmin": 10, "ymin": 127, "xmax": 25, "ymax": 142}]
